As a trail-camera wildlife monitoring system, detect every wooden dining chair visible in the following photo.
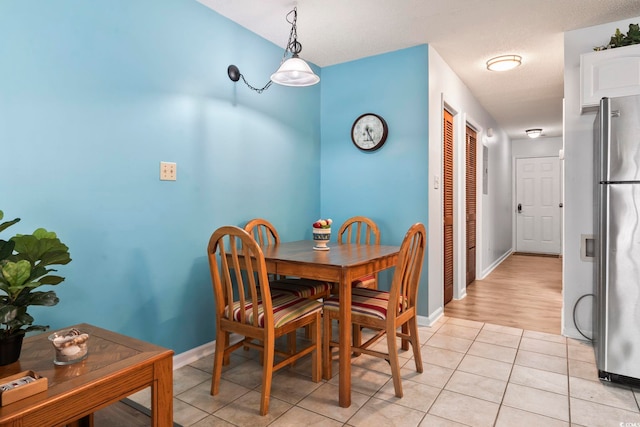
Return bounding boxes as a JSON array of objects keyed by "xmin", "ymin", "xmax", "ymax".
[
  {"xmin": 244, "ymin": 218, "xmax": 332, "ymax": 300},
  {"xmin": 207, "ymin": 225, "xmax": 322, "ymax": 416},
  {"xmin": 337, "ymin": 216, "xmax": 381, "ymax": 290},
  {"xmin": 322, "ymin": 223, "xmax": 426, "ymax": 397}
]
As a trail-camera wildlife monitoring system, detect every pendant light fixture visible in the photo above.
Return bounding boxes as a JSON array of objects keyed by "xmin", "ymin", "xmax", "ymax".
[{"xmin": 227, "ymin": 7, "xmax": 319, "ymax": 93}]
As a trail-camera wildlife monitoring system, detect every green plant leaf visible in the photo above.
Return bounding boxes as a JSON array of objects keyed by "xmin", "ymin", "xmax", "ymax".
[
  {"xmin": 24, "ymin": 291, "xmax": 59, "ymax": 307},
  {"xmin": 626, "ymin": 23, "xmax": 640, "ymax": 44},
  {"xmin": 0, "ymin": 305, "xmax": 18, "ymax": 324},
  {"xmin": 11, "ymin": 233, "xmax": 71, "ymax": 267},
  {"xmin": 37, "ymin": 249, "xmax": 71, "ymax": 267},
  {"xmin": 610, "ymin": 28, "xmax": 626, "ymax": 48},
  {"xmin": 1, "ymin": 260, "xmax": 31, "ymax": 289},
  {"xmin": 38, "ymin": 275, "xmax": 64, "ymax": 285},
  {"xmin": 0, "ymin": 240, "xmax": 15, "ymax": 262},
  {"xmin": 23, "ymin": 325, "xmax": 49, "ymax": 333},
  {"xmin": 31, "ymin": 228, "xmax": 57, "ymax": 240},
  {"xmin": 6, "ymin": 309, "xmax": 33, "ymax": 331},
  {"xmin": 0, "ymin": 217, "xmax": 20, "ymax": 234}
]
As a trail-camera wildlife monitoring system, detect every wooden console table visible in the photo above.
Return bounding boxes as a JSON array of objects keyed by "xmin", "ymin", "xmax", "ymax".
[{"xmin": 0, "ymin": 323, "xmax": 173, "ymax": 426}]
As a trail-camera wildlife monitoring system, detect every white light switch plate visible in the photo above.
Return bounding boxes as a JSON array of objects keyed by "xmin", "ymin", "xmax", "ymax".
[{"xmin": 160, "ymin": 162, "xmax": 176, "ymax": 181}]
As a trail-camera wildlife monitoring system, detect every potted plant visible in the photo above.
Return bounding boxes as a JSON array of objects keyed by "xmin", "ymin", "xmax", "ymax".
[
  {"xmin": 0, "ymin": 210, "xmax": 71, "ymax": 365},
  {"xmin": 594, "ymin": 23, "xmax": 640, "ymax": 50}
]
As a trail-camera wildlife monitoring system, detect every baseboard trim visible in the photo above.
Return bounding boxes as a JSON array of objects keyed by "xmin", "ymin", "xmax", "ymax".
[
  {"xmin": 173, "ymin": 340, "xmax": 216, "ymax": 370},
  {"xmin": 513, "ymin": 251, "xmax": 561, "ymax": 258},
  {"xmin": 479, "ymin": 249, "xmax": 512, "ymax": 280},
  {"xmin": 421, "ymin": 307, "xmax": 444, "ymax": 327},
  {"xmin": 175, "ymin": 309, "xmax": 445, "ymax": 369}
]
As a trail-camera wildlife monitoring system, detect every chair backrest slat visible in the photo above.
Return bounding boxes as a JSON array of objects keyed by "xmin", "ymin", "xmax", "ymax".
[
  {"xmin": 338, "ymin": 216, "xmax": 381, "ymax": 245},
  {"xmin": 244, "ymin": 219, "xmax": 281, "ymax": 280},
  {"xmin": 208, "ymin": 225, "xmax": 273, "ymax": 330},
  {"xmin": 244, "ymin": 218, "xmax": 280, "ymax": 246},
  {"xmin": 388, "ymin": 223, "xmax": 426, "ymax": 316}
]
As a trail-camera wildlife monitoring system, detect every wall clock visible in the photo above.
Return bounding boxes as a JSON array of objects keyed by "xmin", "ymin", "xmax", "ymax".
[{"xmin": 351, "ymin": 113, "xmax": 388, "ymax": 151}]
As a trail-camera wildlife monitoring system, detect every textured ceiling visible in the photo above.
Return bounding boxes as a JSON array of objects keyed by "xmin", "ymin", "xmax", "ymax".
[{"xmin": 197, "ymin": 0, "xmax": 640, "ymax": 140}]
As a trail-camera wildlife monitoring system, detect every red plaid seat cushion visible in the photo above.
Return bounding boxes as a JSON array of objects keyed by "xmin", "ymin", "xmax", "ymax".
[
  {"xmin": 324, "ymin": 288, "xmax": 390, "ymax": 320},
  {"xmin": 226, "ymin": 293, "xmax": 322, "ymax": 328},
  {"xmin": 269, "ymin": 278, "xmax": 332, "ymax": 299}
]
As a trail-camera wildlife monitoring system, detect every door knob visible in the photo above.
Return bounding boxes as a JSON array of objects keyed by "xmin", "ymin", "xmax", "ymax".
[{"xmin": 517, "ymin": 203, "xmax": 522, "ymax": 213}]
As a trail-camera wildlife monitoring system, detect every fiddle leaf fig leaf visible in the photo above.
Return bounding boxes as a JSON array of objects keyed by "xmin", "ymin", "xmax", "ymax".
[
  {"xmin": 0, "ymin": 305, "xmax": 18, "ymax": 324},
  {"xmin": 38, "ymin": 275, "xmax": 64, "ymax": 285},
  {"xmin": 1, "ymin": 260, "xmax": 31, "ymax": 289},
  {"xmin": 25, "ymin": 291, "xmax": 59, "ymax": 307},
  {"xmin": 11, "ymin": 232, "xmax": 71, "ymax": 267},
  {"xmin": 0, "ymin": 217, "xmax": 20, "ymax": 234},
  {"xmin": 31, "ymin": 228, "xmax": 57, "ymax": 240},
  {"xmin": 0, "ymin": 240, "xmax": 15, "ymax": 261}
]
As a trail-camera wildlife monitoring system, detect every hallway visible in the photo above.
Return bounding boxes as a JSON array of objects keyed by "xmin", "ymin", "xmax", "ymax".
[{"xmin": 444, "ymin": 253, "xmax": 562, "ymax": 335}]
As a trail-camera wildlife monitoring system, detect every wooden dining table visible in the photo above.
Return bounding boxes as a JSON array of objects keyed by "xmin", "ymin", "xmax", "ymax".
[{"xmin": 258, "ymin": 240, "xmax": 400, "ymax": 407}]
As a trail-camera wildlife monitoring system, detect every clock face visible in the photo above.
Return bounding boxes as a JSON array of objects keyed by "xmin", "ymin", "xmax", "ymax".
[{"xmin": 351, "ymin": 113, "xmax": 388, "ymax": 151}]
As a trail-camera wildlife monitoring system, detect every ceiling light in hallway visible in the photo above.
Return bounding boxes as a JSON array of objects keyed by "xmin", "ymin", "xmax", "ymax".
[
  {"xmin": 526, "ymin": 128, "xmax": 543, "ymax": 138},
  {"xmin": 486, "ymin": 54, "xmax": 522, "ymax": 71}
]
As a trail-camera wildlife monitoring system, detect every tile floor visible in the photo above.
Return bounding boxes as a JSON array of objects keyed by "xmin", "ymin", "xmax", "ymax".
[{"xmin": 129, "ymin": 316, "xmax": 640, "ymax": 426}]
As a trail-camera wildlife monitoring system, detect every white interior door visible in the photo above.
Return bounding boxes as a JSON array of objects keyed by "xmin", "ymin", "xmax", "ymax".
[{"xmin": 516, "ymin": 157, "xmax": 561, "ymax": 254}]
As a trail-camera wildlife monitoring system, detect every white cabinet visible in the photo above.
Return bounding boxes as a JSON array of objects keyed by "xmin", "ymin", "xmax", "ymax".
[{"xmin": 580, "ymin": 44, "xmax": 640, "ymax": 112}]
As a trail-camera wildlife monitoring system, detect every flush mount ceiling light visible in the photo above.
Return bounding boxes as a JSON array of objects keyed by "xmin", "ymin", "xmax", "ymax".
[
  {"xmin": 486, "ymin": 54, "xmax": 522, "ymax": 72},
  {"xmin": 227, "ymin": 7, "xmax": 319, "ymax": 94},
  {"xmin": 526, "ymin": 128, "xmax": 543, "ymax": 138}
]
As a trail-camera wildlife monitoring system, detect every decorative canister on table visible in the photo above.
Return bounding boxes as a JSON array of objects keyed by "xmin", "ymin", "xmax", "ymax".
[
  {"xmin": 48, "ymin": 328, "xmax": 89, "ymax": 365},
  {"xmin": 312, "ymin": 218, "xmax": 332, "ymax": 250}
]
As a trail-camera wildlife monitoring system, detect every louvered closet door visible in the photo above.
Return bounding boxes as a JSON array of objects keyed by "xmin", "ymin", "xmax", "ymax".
[
  {"xmin": 465, "ymin": 125, "xmax": 477, "ymax": 286},
  {"xmin": 443, "ymin": 109, "xmax": 454, "ymax": 304}
]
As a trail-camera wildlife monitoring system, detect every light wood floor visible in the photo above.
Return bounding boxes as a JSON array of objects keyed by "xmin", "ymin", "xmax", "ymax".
[{"xmin": 444, "ymin": 253, "xmax": 562, "ymax": 335}]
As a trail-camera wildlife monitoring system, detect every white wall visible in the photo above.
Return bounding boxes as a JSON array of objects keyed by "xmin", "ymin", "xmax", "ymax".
[
  {"xmin": 427, "ymin": 46, "xmax": 513, "ymax": 321},
  {"xmin": 563, "ymin": 16, "xmax": 640, "ymax": 339},
  {"xmin": 512, "ymin": 136, "xmax": 563, "ymax": 158}
]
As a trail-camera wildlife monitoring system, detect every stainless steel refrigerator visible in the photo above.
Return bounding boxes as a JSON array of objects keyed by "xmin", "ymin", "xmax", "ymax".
[{"xmin": 593, "ymin": 94, "xmax": 640, "ymax": 386}]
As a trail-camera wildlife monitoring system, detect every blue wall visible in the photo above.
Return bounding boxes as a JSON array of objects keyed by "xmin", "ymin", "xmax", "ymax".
[
  {"xmin": 1, "ymin": 1, "xmax": 433, "ymax": 353},
  {"xmin": 320, "ymin": 46, "xmax": 430, "ymax": 314},
  {"xmin": 0, "ymin": 0, "xmax": 321, "ymax": 353}
]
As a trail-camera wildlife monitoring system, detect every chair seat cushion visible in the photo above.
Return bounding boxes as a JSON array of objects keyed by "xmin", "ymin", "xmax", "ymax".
[
  {"xmin": 324, "ymin": 288, "xmax": 390, "ymax": 320},
  {"xmin": 352, "ymin": 274, "xmax": 376, "ymax": 288},
  {"xmin": 227, "ymin": 293, "xmax": 322, "ymax": 328},
  {"xmin": 269, "ymin": 278, "xmax": 332, "ymax": 298}
]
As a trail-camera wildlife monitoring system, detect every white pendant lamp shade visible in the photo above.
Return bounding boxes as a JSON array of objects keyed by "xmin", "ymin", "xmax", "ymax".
[
  {"xmin": 227, "ymin": 7, "xmax": 319, "ymax": 93},
  {"xmin": 270, "ymin": 56, "xmax": 320, "ymax": 87}
]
